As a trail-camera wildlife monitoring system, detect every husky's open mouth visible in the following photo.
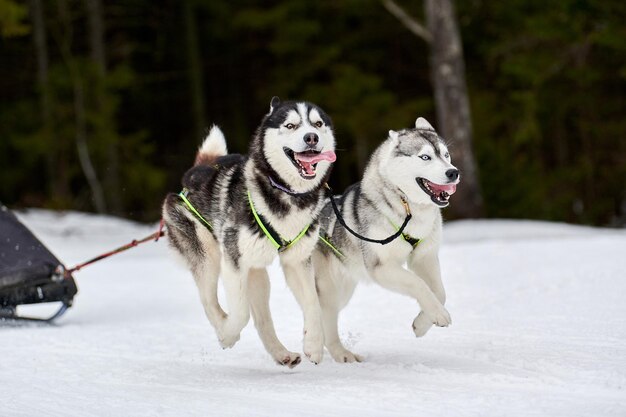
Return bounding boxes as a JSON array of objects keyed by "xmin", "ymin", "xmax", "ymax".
[
  {"xmin": 283, "ymin": 147, "xmax": 336, "ymax": 179},
  {"xmin": 416, "ymin": 178, "xmax": 457, "ymax": 207}
]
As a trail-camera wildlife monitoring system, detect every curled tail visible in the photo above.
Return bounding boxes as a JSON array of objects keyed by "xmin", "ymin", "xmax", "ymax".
[{"xmin": 194, "ymin": 125, "xmax": 228, "ymax": 166}]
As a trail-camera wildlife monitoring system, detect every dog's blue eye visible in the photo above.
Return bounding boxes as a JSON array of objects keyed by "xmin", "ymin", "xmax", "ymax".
[
  {"xmin": 285, "ymin": 123, "xmax": 295, "ymax": 129},
  {"xmin": 444, "ymin": 152, "xmax": 450, "ymax": 159},
  {"xmin": 420, "ymin": 155, "xmax": 431, "ymax": 161}
]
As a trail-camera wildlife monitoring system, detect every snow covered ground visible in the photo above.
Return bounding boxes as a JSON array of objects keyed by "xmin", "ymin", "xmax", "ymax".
[{"xmin": 2, "ymin": 210, "xmax": 625, "ymax": 417}]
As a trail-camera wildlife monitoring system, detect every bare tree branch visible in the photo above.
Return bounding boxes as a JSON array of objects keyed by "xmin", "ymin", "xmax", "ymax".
[{"xmin": 381, "ymin": 0, "xmax": 431, "ymax": 43}]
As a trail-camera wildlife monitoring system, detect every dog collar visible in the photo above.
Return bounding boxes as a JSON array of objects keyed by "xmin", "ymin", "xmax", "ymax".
[
  {"xmin": 268, "ymin": 176, "xmax": 308, "ymax": 196},
  {"xmin": 247, "ymin": 190, "xmax": 310, "ymax": 252}
]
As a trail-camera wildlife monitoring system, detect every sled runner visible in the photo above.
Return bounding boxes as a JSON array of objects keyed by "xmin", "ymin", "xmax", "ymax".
[{"xmin": 0, "ymin": 203, "xmax": 77, "ymax": 322}]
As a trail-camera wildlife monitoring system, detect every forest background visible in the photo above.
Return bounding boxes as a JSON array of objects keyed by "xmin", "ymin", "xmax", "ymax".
[{"xmin": 1, "ymin": 0, "xmax": 624, "ymax": 226}]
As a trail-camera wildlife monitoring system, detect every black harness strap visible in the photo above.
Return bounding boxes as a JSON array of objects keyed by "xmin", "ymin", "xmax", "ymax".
[
  {"xmin": 402, "ymin": 234, "xmax": 421, "ymax": 247},
  {"xmin": 324, "ymin": 183, "xmax": 412, "ymax": 246}
]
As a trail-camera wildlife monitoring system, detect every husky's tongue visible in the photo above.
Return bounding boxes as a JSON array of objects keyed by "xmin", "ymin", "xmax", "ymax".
[
  {"xmin": 428, "ymin": 181, "xmax": 457, "ymax": 195},
  {"xmin": 295, "ymin": 151, "xmax": 337, "ymax": 163},
  {"xmin": 294, "ymin": 151, "xmax": 336, "ymax": 176}
]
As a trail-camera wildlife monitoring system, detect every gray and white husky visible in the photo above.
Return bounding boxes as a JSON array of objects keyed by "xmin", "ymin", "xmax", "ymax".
[
  {"xmin": 312, "ymin": 117, "xmax": 459, "ymax": 362},
  {"xmin": 162, "ymin": 97, "xmax": 336, "ymax": 366}
]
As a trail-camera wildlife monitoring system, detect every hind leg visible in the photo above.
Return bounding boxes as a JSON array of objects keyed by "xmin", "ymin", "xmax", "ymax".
[
  {"xmin": 314, "ymin": 256, "xmax": 362, "ymax": 363},
  {"xmin": 189, "ymin": 256, "xmax": 226, "ymax": 330},
  {"xmin": 248, "ymin": 268, "xmax": 301, "ymax": 367},
  {"xmin": 216, "ymin": 259, "xmax": 251, "ymax": 349},
  {"xmin": 163, "ymin": 199, "xmax": 226, "ymax": 331},
  {"xmin": 190, "ymin": 222, "xmax": 228, "ymax": 329},
  {"xmin": 320, "ymin": 294, "xmax": 363, "ymax": 363}
]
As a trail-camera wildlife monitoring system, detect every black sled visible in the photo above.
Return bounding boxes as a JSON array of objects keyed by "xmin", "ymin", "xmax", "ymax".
[{"xmin": 0, "ymin": 203, "xmax": 77, "ymax": 322}]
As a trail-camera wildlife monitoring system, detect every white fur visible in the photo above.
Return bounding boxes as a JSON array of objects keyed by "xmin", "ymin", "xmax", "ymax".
[
  {"xmin": 415, "ymin": 117, "xmax": 435, "ymax": 131},
  {"xmin": 170, "ymin": 107, "xmax": 335, "ymax": 367},
  {"xmin": 381, "ymin": 142, "xmax": 457, "ymax": 206},
  {"xmin": 199, "ymin": 125, "xmax": 228, "ymax": 157},
  {"xmin": 313, "ymin": 119, "xmax": 459, "ymax": 363},
  {"xmin": 240, "ymin": 165, "xmax": 328, "ymax": 364},
  {"xmin": 262, "ymin": 105, "xmax": 335, "ymax": 193}
]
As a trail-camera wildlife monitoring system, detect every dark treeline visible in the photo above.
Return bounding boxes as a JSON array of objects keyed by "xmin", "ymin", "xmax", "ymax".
[{"xmin": 1, "ymin": 0, "xmax": 624, "ymax": 225}]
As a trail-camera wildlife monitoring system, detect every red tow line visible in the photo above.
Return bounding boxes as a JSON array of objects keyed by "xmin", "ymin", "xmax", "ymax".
[{"xmin": 64, "ymin": 219, "xmax": 166, "ymax": 277}]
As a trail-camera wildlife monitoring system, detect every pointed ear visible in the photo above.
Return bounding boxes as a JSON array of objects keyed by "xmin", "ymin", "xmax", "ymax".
[
  {"xmin": 415, "ymin": 117, "xmax": 435, "ymax": 131},
  {"xmin": 269, "ymin": 96, "xmax": 281, "ymax": 114},
  {"xmin": 379, "ymin": 130, "xmax": 398, "ymax": 169}
]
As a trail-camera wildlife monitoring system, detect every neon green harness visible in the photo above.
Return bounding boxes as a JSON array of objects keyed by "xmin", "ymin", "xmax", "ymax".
[
  {"xmin": 178, "ymin": 188, "xmax": 408, "ymax": 258},
  {"xmin": 178, "ymin": 188, "xmax": 213, "ymax": 230},
  {"xmin": 247, "ymin": 190, "xmax": 311, "ymax": 252},
  {"xmin": 178, "ymin": 188, "xmax": 313, "ymax": 253},
  {"xmin": 318, "ymin": 233, "xmax": 346, "ymax": 259}
]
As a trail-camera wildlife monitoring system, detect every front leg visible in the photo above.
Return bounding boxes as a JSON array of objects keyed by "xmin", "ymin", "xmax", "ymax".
[
  {"xmin": 408, "ymin": 252, "xmax": 446, "ymax": 303},
  {"xmin": 408, "ymin": 252, "xmax": 448, "ymax": 337},
  {"xmin": 248, "ymin": 268, "xmax": 301, "ymax": 368},
  {"xmin": 371, "ymin": 264, "xmax": 451, "ymax": 328},
  {"xmin": 282, "ymin": 258, "xmax": 324, "ymax": 364}
]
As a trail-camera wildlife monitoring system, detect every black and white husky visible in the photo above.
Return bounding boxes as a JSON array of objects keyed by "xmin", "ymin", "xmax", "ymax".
[
  {"xmin": 162, "ymin": 97, "xmax": 336, "ymax": 366},
  {"xmin": 312, "ymin": 117, "xmax": 459, "ymax": 362}
]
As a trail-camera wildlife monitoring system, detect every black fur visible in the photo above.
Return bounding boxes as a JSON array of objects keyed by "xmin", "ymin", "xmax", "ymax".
[
  {"xmin": 163, "ymin": 97, "xmax": 334, "ymax": 275},
  {"xmin": 163, "ymin": 194, "xmax": 205, "ymax": 257},
  {"xmin": 256, "ymin": 177, "xmax": 291, "ymax": 217},
  {"xmin": 223, "ymin": 227, "xmax": 241, "ymax": 269},
  {"xmin": 249, "ymin": 99, "xmax": 334, "ymax": 214}
]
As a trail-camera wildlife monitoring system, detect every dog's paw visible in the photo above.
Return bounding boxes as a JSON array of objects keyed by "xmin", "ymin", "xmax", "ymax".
[
  {"xmin": 424, "ymin": 303, "xmax": 451, "ymax": 327},
  {"xmin": 273, "ymin": 350, "xmax": 302, "ymax": 368},
  {"xmin": 304, "ymin": 336, "xmax": 324, "ymax": 365},
  {"xmin": 305, "ymin": 349, "xmax": 323, "ymax": 365},
  {"xmin": 328, "ymin": 346, "xmax": 363, "ymax": 363},
  {"xmin": 412, "ymin": 311, "xmax": 433, "ymax": 337},
  {"xmin": 217, "ymin": 331, "xmax": 241, "ymax": 349},
  {"xmin": 303, "ymin": 327, "xmax": 324, "ymax": 365}
]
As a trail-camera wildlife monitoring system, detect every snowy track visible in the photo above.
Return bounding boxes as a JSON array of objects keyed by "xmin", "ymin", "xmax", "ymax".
[{"xmin": 2, "ymin": 211, "xmax": 625, "ymax": 416}]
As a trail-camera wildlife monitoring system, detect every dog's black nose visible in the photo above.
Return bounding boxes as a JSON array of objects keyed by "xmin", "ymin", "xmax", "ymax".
[
  {"xmin": 445, "ymin": 169, "xmax": 459, "ymax": 181},
  {"xmin": 303, "ymin": 133, "xmax": 319, "ymax": 147}
]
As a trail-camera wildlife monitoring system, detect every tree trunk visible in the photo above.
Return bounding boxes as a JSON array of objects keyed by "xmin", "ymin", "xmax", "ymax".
[
  {"xmin": 184, "ymin": 1, "xmax": 206, "ymax": 140},
  {"xmin": 29, "ymin": 0, "xmax": 71, "ymax": 204},
  {"xmin": 57, "ymin": 0, "xmax": 107, "ymax": 213},
  {"xmin": 85, "ymin": 0, "xmax": 121, "ymax": 214},
  {"xmin": 74, "ymin": 78, "xmax": 107, "ymax": 213},
  {"xmin": 425, "ymin": 0, "xmax": 484, "ymax": 217}
]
